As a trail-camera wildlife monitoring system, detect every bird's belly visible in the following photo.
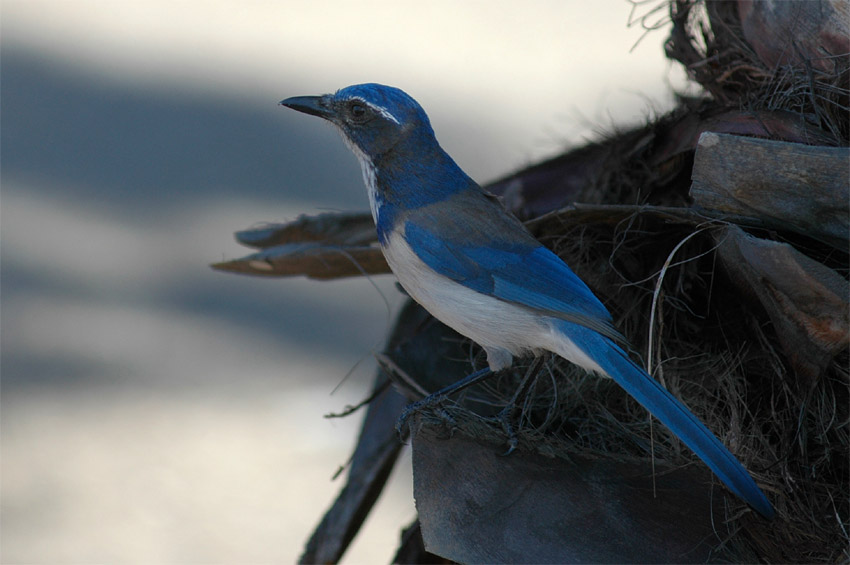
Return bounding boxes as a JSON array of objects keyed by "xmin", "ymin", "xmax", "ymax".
[{"xmin": 381, "ymin": 231, "xmax": 548, "ymax": 360}]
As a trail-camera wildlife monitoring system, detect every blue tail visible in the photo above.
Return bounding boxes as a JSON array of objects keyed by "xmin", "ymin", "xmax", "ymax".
[{"xmin": 563, "ymin": 323, "xmax": 774, "ymax": 518}]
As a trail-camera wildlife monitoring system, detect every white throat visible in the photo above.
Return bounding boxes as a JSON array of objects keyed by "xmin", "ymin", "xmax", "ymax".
[{"xmin": 338, "ymin": 130, "xmax": 382, "ymax": 225}]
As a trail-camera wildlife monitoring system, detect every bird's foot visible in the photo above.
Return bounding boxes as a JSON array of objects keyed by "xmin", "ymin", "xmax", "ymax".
[
  {"xmin": 394, "ymin": 366, "xmax": 496, "ymax": 439},
  {"xmin": 487, "ymin": 405, "xmax": 519, "ymax": 456},
  {"xmin": 395, "ymin": 394, "xmax": 457, "ymax": 439},
  {"xmin": 490, "ymin": 356, "xmax": 547, "ymax": 455}
]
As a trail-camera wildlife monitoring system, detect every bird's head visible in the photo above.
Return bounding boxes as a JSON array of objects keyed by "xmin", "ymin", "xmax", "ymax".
[{"xmin": 280, "ymin": 83, "xmax": 435, "ymax": 160}]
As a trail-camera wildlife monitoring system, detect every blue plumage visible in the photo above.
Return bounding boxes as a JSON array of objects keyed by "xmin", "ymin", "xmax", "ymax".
[
  {"xmin": 403, "ymin": 200, "xmax": 622, "ymax": 342},
  {"xmin": 281, "ymin": 83, "xmax": 774, "ymax": 518}
]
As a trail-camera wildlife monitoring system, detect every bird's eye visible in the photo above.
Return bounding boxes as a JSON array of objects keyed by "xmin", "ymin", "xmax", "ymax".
[{"xmin": 349, "ymin": 102, "xmax": 369, "ymax": 121}]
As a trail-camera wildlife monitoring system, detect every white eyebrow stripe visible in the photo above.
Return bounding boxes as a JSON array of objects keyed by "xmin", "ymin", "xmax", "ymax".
[{"xmin": 350, "ymin": 96, "xmax": 400, "ymax": 124}]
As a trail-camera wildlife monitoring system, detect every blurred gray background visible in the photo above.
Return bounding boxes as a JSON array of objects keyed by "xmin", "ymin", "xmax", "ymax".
[{"xmin": 1, "ymin": 1, "xmax": 690, "ymax": 562}]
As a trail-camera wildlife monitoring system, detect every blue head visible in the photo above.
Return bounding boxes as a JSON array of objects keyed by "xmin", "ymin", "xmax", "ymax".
[
  {"xmin": 281, "ymin": 83, "xmax": 437, "ymax": 160},
  {"xmin": 281, "ymin": 84, "xmax": 476, "ymax": 241}
]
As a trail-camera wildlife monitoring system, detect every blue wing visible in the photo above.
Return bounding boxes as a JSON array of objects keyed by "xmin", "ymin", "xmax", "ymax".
[{"xmin": 403, "ymin": 192, "xmax": 623, "ymax": 343}]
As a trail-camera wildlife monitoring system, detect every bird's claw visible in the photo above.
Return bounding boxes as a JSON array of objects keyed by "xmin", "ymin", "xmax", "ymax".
[
  {"xmin": 395, "ymin": 402, "xmax": 418, "ymax": 438},
  {"xmin": 395, "ymin": 394, "xmax": 457, "ymax": 439},
  {"xmin": 489, "ymin": 405, "xmax": 519, "ymax": 456}
]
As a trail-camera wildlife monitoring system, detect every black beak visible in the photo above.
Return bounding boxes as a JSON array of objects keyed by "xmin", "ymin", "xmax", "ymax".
[{"xmin": 279, "ymin": 95, "xmax": 334, "ymax": 119}]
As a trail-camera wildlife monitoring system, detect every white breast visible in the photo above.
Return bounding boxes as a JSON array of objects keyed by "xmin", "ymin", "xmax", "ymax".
[{"xmin": 380, "ymin": 228, "xmax": 605, "ymax": 375}]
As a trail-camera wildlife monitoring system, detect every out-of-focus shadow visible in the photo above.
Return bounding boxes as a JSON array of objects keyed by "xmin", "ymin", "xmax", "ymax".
[
  {"xmin": 1, "ymin": 46, "xmax": 403, "ymax": 391},
  {"xmin": 1, "ymin": 44, "xmax": 415, "ymax": 564}
]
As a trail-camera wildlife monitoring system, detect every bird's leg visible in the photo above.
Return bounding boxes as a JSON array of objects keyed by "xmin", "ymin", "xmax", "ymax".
[
  {"xmin": 395, "ymin": 366, "xmax": 494, "ymax": 437},
  {"xmin": 490, "ymin": 356, "xmax": 546, "ymax": 455}
]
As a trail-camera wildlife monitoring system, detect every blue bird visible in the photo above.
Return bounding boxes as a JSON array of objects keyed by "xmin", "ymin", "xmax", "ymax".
[{"xmin": 280, "ymin": 83, "xmax": 774, "ymax": 518}]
